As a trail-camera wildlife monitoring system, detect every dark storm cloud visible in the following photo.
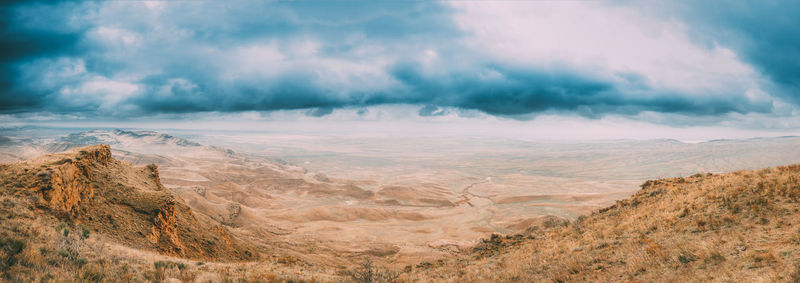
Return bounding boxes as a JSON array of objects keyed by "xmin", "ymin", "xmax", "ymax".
[
  {"xmin": 1, "ymin": 0, "xmax": 462, "ymax": 115},
  {"xmin": 389, "ymin": 63, "xmax": 770, "ymax": 117},
  {"xmin": 0, "ymin": 0, "xmax": 789, "ymax": 119},
  {"xmin": 0, "ymin": 1, "xmax": 85, "ymax": 112},
  {"xmin": 130, "ymin": 73, "xmax": 342, "ymax": 113},
  {"xmin": 306, "ymin": 107, "xmax": 334, "ymax": 117},
  {"xmin": 667, "ymin": 1, "xmax": 800, "ymax": 102},
  {"xmin": 123, "ymin": 62, "xmax": 771, "ymax": 118}
]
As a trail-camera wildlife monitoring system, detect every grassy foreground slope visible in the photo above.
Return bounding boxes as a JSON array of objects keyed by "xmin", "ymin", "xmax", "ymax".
[{"xmin": 407, "ymin": 165, "xmax": 800, "ymax": 282}]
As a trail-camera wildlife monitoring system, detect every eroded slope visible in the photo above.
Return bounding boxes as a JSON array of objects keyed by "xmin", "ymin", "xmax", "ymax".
[{"xmin": 0, "ymin": 145, "xmax": 255, "ymax": 261}]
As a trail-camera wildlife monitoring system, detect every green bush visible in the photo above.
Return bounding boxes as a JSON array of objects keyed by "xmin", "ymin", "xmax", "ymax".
[{"xmin": 79, "ymin": 224, "xmax": 90, "ymax": 239}]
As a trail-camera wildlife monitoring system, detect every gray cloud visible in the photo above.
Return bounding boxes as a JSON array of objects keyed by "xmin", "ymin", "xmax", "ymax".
[
  {"xmin": 648, "ymin": 1, "xmax": 800, "ymax": 103},
  {"xmin": 0, "ymin": 1, "xmax": 85, "ymax": 112},
  {"xmin": 125, "ymin": 62, "xmax": 772, "ymax": 118},
  {"xmin": 418, "ymin": 105, "xmax": 446, "ymax": 117},
  {"xmin": 389, "ymin": 63, "xmax": 773, "ymax": 117},
  {"xmin": 0, "ymin": 0, "xmax": 793, "ymax": 121}
]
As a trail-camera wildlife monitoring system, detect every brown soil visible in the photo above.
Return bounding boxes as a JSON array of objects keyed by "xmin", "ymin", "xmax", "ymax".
[{"xmin": 0, "ymin": 145, "xmax": 255, "ymax": 261}]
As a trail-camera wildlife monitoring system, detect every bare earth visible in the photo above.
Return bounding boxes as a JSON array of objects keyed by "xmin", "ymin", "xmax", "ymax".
[{"xmin": 2, "ymin": 129, "xmax": 800, "ymax": 269}]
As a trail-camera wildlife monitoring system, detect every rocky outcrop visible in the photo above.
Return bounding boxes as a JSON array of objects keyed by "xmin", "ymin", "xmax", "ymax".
[
  {"xmin": 36, "ymin": 145, "xmax": 111, "ymax": 214},
  {"xmin": 149, "ymin": 198, "xmax": 186, "ymax": 255},
  {"xmin": 0, "ymin": 145, "xmax": 256, "ymax": 261}
]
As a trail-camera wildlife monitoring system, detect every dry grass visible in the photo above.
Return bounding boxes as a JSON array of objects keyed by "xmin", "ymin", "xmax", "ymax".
[
  {"xmin": 0, "ymin": 205, "xmax": 333, "ymax": 282},
  {"xmin": 0, "ymin": 146, "xmax": 338, "ymax": 282},
  {"xmin": 0, "ymin": 198, "xmax": 334, "ymax": 282},
  {"xmin": 346, "ymin": 259, "xmax": 400, "ymax": 283},
  {"xmin": 406, "ymin": 165, "xmax": 800, "ymax": 282},
  {"xmin": 4, "ymin": 145, "xmax": 800, "ymax": 282}
]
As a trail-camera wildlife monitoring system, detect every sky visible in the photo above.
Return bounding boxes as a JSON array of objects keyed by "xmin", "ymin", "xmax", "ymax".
[{"xmin": 1, "ymin": 0, "xmax": 800, "ymax": 140}]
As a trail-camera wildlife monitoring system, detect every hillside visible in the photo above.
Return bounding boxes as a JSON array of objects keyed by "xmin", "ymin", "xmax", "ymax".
[
  {"xmin": 2, "ymin": 145, "xmax": 800, "ymax": 282},
  {"xmin": 0, "ymin": 145, "xmax": 255, "ymax": 261},
  {"xmin": 406, "ymin": 165, "xmax": 800, "ymax": 282}
]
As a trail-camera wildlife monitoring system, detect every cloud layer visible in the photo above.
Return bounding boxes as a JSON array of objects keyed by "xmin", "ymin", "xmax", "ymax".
[
  {"xmin": 0, "ymin": 0, "xmax": 798, "ymax": 123},
  {"xmin": 668, "ymin": 1, "xmax": 800, "ymax": 103}
]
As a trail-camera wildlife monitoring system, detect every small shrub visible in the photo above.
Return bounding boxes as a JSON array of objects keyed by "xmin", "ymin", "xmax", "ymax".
[
  {"xmin": 677, "ymin": 252, "xmax": 697, "ymax": 264},
  {"xmin": 145, "ymin": 164, "xmax": 158, "ymax": 171},
  {"xmin": 148, "ymin": 262, "xmax": 168, "ymax": 282},
  {"xmin": 544, "ymin": 217, "xmax": 566, "ymax": 228},
  {"xmin": 695, "ymin": 219, "xmax": 707, "ymax": 227},
  {"xmin": 75, "ymin": 257, "xmax": 89, "ymax": 266},
  {"xmin": 678, "ymin": 208, "xmax": 689, "ymax": 218},
  {"xmin": 0, "ymin": 237, "xmax": 26, "ymax": 271},
  {"xmin": 705, "ymin": 251, "xmax": 725, "ymax": 265},
  {"xmin": 178, "ymin": 266, "xmax": 197, "ymax": 283},
  {"xmin": 750, "ymin": 251, "xmax": 777, "ymax": 267},
  {"xmin": 348, "ymin": 259, "xmax": 399, "ymax": 283},
  {"xmin": 79, "ymin": 224, "xmax": 90, "ymax": 239},
  {"xmin": 47, "ymin": 159, "xmax": 72, "ymax": 166},
  {"xmin": 79, "ymin": 267, "xmax": 105, "ymax": 283},
  {"xmin": 57, "ymin": 226, "xmax": 85, "ymax": 264},
  {"xmin": 154, "ymin": 260, "xmax": 170, "ymax": 270}
]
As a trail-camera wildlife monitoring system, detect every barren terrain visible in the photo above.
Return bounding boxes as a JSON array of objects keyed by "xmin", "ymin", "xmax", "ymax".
[{"xmin": 2, "ymin": 128, "xmax": 800, "ymax": 272}]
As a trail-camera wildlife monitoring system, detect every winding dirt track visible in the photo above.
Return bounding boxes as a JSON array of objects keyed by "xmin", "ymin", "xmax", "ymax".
[{"xmin": 454, "ymin": 177, "xmax": 494, "ymax": 207}]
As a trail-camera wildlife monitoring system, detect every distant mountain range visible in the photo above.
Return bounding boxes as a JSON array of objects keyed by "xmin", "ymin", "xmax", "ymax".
[{"xmin": 61, "ymin": 129, "xmax": 202, "ymax": 147}]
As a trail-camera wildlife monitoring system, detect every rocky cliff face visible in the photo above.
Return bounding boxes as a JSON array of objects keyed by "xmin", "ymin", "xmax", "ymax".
[
  {"xmin": 36, "ymin": 145, "xmax": 111, "ymax": 214},
  {"xmin": 0, "ymin": 145, "xmax": 255, "ymax": 260}
]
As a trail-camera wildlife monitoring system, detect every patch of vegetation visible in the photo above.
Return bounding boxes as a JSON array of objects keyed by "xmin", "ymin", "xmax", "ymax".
[
  {"xmin": 46, "ymin": 159, "xmax": 72, "ymax": 166},
  {"xmin": 55, "ymin": 223, "xmax": 90, "ymax": 266},
  {"xmin": 0, "ymin": 237, "xmax": 25, "ymax": 272},
  {"xmin": 78, "ymin": 224, "xmax": 90, "ymax": 239},
  {"xmin": 348, "ymin": 259, "xmax": 399, "ymax": 283},
  {"xmin": 146, "ymin": 260, "xmax": 195, "ymax": 282},
  {"xmin": 78, "ymin": 264, "xmax": 105, "ymax": 283}
]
